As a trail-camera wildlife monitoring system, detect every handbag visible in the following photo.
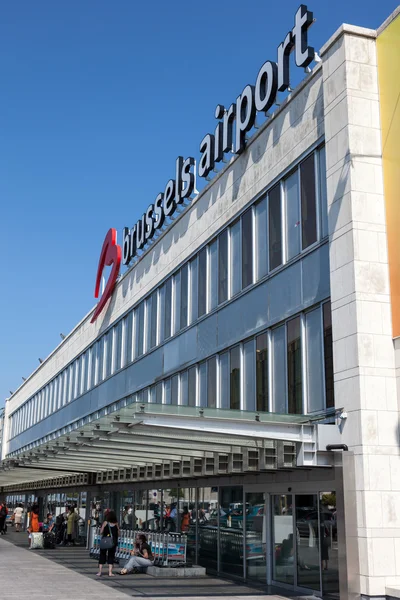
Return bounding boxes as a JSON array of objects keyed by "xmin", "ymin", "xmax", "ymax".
[{"xmin": 99, "ymin": 523, "xmax": 114, "ymax": 550}]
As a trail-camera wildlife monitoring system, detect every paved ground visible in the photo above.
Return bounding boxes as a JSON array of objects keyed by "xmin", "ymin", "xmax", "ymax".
[{"xmin": 0, "ymin": 529, "xmax": 316, "ymax": 600}]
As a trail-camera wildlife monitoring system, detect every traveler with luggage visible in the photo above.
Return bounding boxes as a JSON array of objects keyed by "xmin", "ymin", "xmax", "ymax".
[{"xmin": 96, "ymin": 510, "xmax": 119, "ymax": 577}]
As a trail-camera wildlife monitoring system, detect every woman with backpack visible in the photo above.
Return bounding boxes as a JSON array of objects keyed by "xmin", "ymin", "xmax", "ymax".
[{"xmin": 97, "ymin": 510, "xmax": 119, "ymax": 577}]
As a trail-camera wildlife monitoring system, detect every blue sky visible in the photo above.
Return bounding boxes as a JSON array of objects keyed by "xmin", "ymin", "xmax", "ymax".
[{"xmin": 0, "ymin": 0, "xmax": 397, "ymax": 405}]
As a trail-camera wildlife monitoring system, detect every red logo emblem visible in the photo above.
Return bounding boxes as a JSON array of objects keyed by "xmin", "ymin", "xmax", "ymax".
[{"xmin": 91, "ymin": 228, "xmax": 122, "ymax": 323}]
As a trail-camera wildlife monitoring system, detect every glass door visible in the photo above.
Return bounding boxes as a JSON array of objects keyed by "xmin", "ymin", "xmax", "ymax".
[
  {"xmin": 245, "ymin": 492, "xmax": 266, "ymax": 582},
  {"xmin": 272, "ymin": 494, "xmax": 294, "ymax": 585},
  {"xmin": 295, "ymin": 494, "xmax": 321, "ymax": 591}
]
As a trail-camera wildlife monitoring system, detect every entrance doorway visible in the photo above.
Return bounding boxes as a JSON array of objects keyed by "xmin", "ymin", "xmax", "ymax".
[{"xmin": 272, "ymin": 492, "xmax": 339, "ymax": 595}]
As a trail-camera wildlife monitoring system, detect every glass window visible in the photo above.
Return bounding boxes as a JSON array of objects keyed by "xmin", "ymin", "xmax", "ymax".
[
  {"xmin": 198, "ymin": 362, "xmax": 207, "ymax": 407},
  {"xmin": 53, "ymin": 378, "xmax": 58, "ymax": 412},
  {"xmin": 218, "ymin": 230, "xmax": 228, "ymax": 304},
  {"xmin": 198, "ymin": 248, "xmax": 207, "ymax": 317},
  {"xmin": 319, "ymin": 146, "xmax": 328, "ymax": 238},
  {"xmin": 171, "ymin": 374, "xmax": 179, "ymax": 405},
  {"xmin": 301, "ymin": 153, "xmax": 317, "ymax": 249},
  {"xmin": 243, "ymin": 339, "xmax": 255, "ymax": 411},
  {"xmin": 158, "ymin": 284, "xmax": 165, "ymax": 344},
  {"xmin": 255, "ymin": 195, "xmax": 268, "ymax": 280},
  {"xmin": 150, "ymin": 290, "xmax": 158, "ymax": 349},
  {"xmin": 272, "ymin": 325, "xmax": 286, "ymax": 413},
  {"xmin": 149, "ymin": 385, "xmax": 156, "ymax": 403},
  {"xmin": 230, "ymin": 346, "xmax": 241, "ymax": 410},
  {"xmin": 219, "ymin": 486, "xmax": 244, "ymax": 577},
  {"xmin": 230, "ymin": 220, "xmax": 241, "ymax": 297},
  {"xmin": 269, "ymin": 184, "xmax": 282, "ymax": 270},
  {"xmin": 156, "ymin": 382, "xmax": 163, "ymax": 404},
  {"xmin": 180, "ymin": 264, "xmax": 189, "ymax": 330},
  {"xmin": 287, "ymin": 317, "xmax": 302, "ymax": 414},
  {"xmin": 105, "ymin": 331, "xmax": 112, "ymax": 378},
  {"xmin": 164, "ymin": 278, "xmax": 172, "ymax": 340},
  {"xmin": 296, "ymin": 494, "xmax": 320, "ymax": 590},
  {"xmin": 114, "ymin": 321, "xmax": 123, "ymax": 372},
  {"xmin": 164, "ymin": 378, "xmax": 171, "ymax": 405},
  {"xmin": 245, "ymin": 491, "xmax": 266, "ymax": 582},
  {"xmin": 219, "ymin": 352, "xmax": 229, "ymax": 409},
  {"xmin": 80, "ymin": 353, "xmax": 87, "ymax": 394},
  {"xmin": 256, "ymin": 333, "xmax": 269, "ymax": 412},
  {"xmin": 137, "ymin": 302, "xmax": 145, "ymax": 357},
  {"xmin": 285, "ymin": 169, "xmax": 300, "ymax": 260},
  {"xmin": 188, "ymin": 366, "xmax": 197, "ymax": 407},
  {"xmin": 180, "ymin": 370, "xmax": 188, "ymax": 405},
  {"xmin": 173, "ymin": 271, "xmax": 181, "ymax": 335},
  {"xmin": 242, "ymin": 208, "xmax": 253, "ymax": 289},
  {"xmin": 209, "ymin": 240, "xmax": 218, "ymax": 311},
  {"xmin": 189, "ymin": 257, "xmax": 198, "ymax": 323},
  {"xmin": 306, "ymin": 308, "xmax": 324, "ymax": 413},
  {"xmin": 74, "ymin": 359, "xmax": 80, "ymax": 399},
  {"xmin": 323, "ymin": 302, "xmax": 334, "ymax": 409},
  {"xmin": 272, "ymin": 494, "xmax": 294, "ymax": 585},
  {"xmin": 207, "ymin": 357, "xmax": 217, "ymax": 408}
]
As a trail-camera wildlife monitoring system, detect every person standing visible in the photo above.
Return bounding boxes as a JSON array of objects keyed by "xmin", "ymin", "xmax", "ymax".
[
  {"xmin": 97, "ymin": 510, "xmax": 119, "ymax": 577},
  {"xmin": 0, "ymin": 503, "xmax": 7, "ymax": 535},
  {"xmin": 13, "ymin": 504, "xmax": 24, "ymax": 532},
  {"xmin": 66, "ymin": 505, "xmax": 79, "ymax": 546}
]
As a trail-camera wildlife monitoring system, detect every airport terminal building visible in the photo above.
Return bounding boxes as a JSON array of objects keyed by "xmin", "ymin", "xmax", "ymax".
[{"xmin": 2, "ymin": 6, "xmax": 400, "ymax": 599}]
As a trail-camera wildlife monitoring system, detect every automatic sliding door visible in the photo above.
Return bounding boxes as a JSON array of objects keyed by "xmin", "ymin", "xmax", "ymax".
[
  {"xmin": 245, "ymin": 492, "xmax": 266, "ymax": 582},
  {"xmin": 272, "ymin": 494, "xmax": 294, "ymax": 585},
  {"xmin": 295, "ymin": 494, "xmax": 320, "ymax": 591}
]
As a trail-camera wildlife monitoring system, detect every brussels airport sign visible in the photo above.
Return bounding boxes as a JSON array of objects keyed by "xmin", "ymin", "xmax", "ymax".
[{"xmin": 92, "ymin": 4, "xmax": 315, "ymax": 323}]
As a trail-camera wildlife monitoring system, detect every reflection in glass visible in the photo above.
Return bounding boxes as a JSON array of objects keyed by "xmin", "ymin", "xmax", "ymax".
[
  {"xmin": 207, "ymin": 357, "xmax": 217, "ymax": 408},
  {"xmin": 171, "ymin": 375, "xmax": 179, "ymax": 405},
  {"xmin": 272, "ymin": 494, "xmax": 294, "ymax": 585},
  {"xmin": 136, "ymin": 302, "xmax": 145, "ymax": 358},
  {"xmin": 219, "ymin": 352, "xmax": 229, "ymax": 409},
  {"xmin": 296, "ymin": 494, "xmax": 320, "ymax": 591},
  {"xmin": 272, "ymin": 326, "xmax": 285, "ymax": 413},
  {"xmin": 164, "ymin": 278, "xmax": 172, "ymax": 340},
  {"xmin": 256, "ymin": 333, "xmax": 268, "ymax": 412},
  {"xmin": 180, "ymin": 370, "xmax": 188, "ymax": 406},
  {"xmin": 287, "ymin": 317, "xmax": 302, "ymax": 414},
  {"xmin": 269, "ymin": 184, "xmax": 282, "ymax": 271},
  {"xmin": 230, "ymin": 220, "xmax": 241, "ymax": 297},
  {"xmin": 188, "ymin": 366, "xmax": 197, "ymax": 407},
  {"xmin": 218, "ymin": 230, "xmax": 228, "ymax": 304},
  {"xmin": 198, "ymin": 247, "xmax": 207, "ymax": 317},
  {"xmin": 285, "ymin": 169, "xmax": 300, "ymax": 260},
  {"xmin": 301, "ymin": 154, "xmax": 317, "ymax": 249},
  {"xmin": 190, "ymin": 256, "xmax": 198, "ymax": 323},
  {"xmin": 255, "ymin": 196, "xmax": 268, "ymax": 280},
  {"xmin": 245, "ymin": 492, "xmax": 266, "ymax": 582},
  {"xmin": 150, "ymin": 290, "xmax": 158, "ymax": 349},
  {"xmin": 319, "ymin": 146, "xmax": 329, "ymax": 239},
  {"xmin": 209, "ymin": 240, "xmax": 218, "ymax": 311},
  {"xmin": 320, "ymin": 491, "xmax": 339, "ymax": 595},
  {"xmin": 198, "ymin": 487, "xmax": 219, "ymax": 571},
  {"xmin": 242, "ymin": 208, "xmax": 253, "ymax": 289},
  {"xmin": 306, "ymin": 308, "xmax": 324, "ymax": 413},
  {"xmin": 243, "ymin": 340, "xmax": 255, "ymax": 411},
  {"xmin": 198, "ymin": 362, "xmax": 207, "ymax": 407},
  {"xmin": 180, "ymin": 264, "xmax": 188, "ymax": 330},
  {"xmin": 323, "ymin": 302, "xmax": 334, "ymax": 409},
  {"xmin": 230, "ymin": 346, "xmax": 241, "ymax": 410},
  {"xmin": 219, "ymin": 486, "xmax": 244, "ymax": 577}
]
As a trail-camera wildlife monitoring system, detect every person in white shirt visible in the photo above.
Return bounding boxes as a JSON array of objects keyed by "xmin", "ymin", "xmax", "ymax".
[{"xmin": 13, "ymin": 504, "xmax": 24, "ymax": 532}]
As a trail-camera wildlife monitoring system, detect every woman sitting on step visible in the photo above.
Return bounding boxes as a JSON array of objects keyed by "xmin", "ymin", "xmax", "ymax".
[{"xmin": 119, "ymin": 534, "xmax": 154, "ymax": 575}]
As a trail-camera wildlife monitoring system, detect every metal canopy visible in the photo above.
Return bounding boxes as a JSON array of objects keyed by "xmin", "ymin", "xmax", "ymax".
[{"xmin": 0, "ymin": 403, "xmax": 335, "ymax": 490}]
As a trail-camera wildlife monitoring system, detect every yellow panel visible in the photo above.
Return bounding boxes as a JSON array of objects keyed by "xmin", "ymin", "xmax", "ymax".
[{"xmin": 377, "ymin": 15, "xmax": 400, "ymax": 338}]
